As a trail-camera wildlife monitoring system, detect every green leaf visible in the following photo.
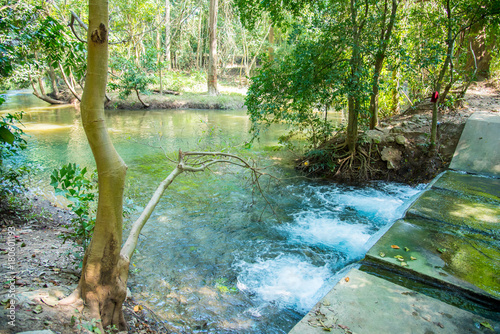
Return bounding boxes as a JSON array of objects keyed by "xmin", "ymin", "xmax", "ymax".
[
  {"xmin": 480, "ymin": 322, "xmax": 494, "ymax": 331},
  {"xmin": 0, "ymin": 126, "xmax": 15, "ymax": 144}
]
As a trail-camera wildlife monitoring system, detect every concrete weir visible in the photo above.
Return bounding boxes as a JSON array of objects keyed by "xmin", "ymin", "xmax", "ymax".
[{"xmin": 289, "ymin": 111, "xmax": 500, "ymax": 334}]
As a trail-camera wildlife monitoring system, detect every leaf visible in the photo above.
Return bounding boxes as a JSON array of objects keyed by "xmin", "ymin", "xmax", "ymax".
[
  {"xmin": 480, "ymin": 322, "xmax": 494, "ymax": 331},
  {"xmin": 394, "ymin": 255, "xmax": 404, "ymax": 260},
  {"xmin": 401, "ymin": 262, "xmax": 408, "ymax": 267},
  {"xmin": 379, "ymin": 252, "xmax": 385, "ymax": 257},
  {"xmin": 410, "ymin": 256, "xmax": 417, "ymax": 261},
  {"xmin": 437, "ymin": 248, "xmax": 447, "ymax": 254},
  {"xmin": 133, "ymin": 305, "xmax": 143, "ymax": 312},
  {"xmin": 345, "ymin": 277, "xmax": 349, "ymax": 282},
  {"xmin": 404, "ymin": 247, "xmax": 410, "ymax": 252},
  {"xmin": 0, "ymin": 126, "xmax": 15, "ymax": 144},
  {"xmin": 391, "ymin": 245, "xmax": 400, "ymax": 249},
  {"xmin": 33, "ymin": 305, "xmax": 43, "ymax": 314}
]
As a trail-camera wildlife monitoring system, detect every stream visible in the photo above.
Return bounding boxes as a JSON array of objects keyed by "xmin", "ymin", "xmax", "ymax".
[{"xmin": 1, "ymin": 90, "xmax": 424, "ymax": 333}]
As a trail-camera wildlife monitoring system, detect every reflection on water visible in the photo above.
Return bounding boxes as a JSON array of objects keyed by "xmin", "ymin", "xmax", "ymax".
[{"xmin": 1, "ymin": 91, "xmax": 423, "ymax": 333}]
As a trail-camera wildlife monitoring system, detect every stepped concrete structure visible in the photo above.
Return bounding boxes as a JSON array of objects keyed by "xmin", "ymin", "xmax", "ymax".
[{"xmin": 289, "ymin": 111, "xmax": 500, "ymax": 334}]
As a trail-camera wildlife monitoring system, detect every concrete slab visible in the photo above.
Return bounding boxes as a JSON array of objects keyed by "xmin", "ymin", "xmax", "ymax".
[
  {"xmin": 449, "ymin": 111, "xmax": 500, "ymax": 176},
  {"xmin": 406, "ymin": 188, "xmax": 500, "ymax": 238},
  {"xmin": 432, "ymin": 171, "xmax": 500, "ymax": 202},
  {"xmin": 288, "ymin": 269, "xmax": 499, "ymax": 334},
  {"xmin": 365, "ymin": 218, "xmax": 500, "ymax": 299}
]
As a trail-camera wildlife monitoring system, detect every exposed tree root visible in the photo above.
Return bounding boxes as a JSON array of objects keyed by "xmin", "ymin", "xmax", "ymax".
[{"xmin": 299, "ymin": 137, "xmax": 380, "ymax": 182}]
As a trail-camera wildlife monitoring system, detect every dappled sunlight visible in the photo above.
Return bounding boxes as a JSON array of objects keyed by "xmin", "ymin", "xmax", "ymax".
[
  {"xmin": 23, "ymin": 123, "xmax": 74, "ymax": 132},
  {"xmin": 449, "ymin": 203, "xmax": 500, "ymax": 224}
]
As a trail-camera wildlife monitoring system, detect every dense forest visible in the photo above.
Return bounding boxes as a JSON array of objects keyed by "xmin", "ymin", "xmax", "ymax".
[{"xmin": 1, "ymin": 0, "xmax": 499, "ymax": 157}]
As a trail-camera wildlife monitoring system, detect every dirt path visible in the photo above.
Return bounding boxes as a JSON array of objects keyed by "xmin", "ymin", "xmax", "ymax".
[{"xmin": 0, "ymin": 81, "xmax": 498, "ymax": 334}]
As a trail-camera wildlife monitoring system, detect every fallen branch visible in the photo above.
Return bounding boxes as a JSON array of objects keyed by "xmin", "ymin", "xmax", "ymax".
[{"xmin": 152, "ymin": 89, "xmax": 181, "ymax": 96}]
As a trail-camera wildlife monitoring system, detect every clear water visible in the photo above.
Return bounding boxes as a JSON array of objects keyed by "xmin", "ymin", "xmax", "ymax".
[{"xmin": 1, "ymin": 91, "xmax": 424, "ymax": 333}]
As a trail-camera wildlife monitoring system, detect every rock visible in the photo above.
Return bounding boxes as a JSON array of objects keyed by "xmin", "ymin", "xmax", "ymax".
[
  {"xmin": 366, "ymin": 129, "xmax": 383, "ymax": 144},
  {"xmin": 380, "ymin": 147, "xmax": 402, "ymax": 170},
  {"xmin": 395, "ymin": 135, "xmax": 407, "ymax": 145}
]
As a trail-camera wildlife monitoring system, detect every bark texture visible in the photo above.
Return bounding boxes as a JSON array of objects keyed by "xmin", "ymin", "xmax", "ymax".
[{"xmin": 66, "ymin": 0, "xmax": 130, "ymax": 330}]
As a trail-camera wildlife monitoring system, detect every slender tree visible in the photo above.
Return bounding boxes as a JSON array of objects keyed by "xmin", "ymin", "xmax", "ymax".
[
  {"xmin": 59, "ymin": 1, "xmax": 269, "ymax": 330},
  {"xmin": 368, "ymin": 0, "xmax": 398, "ymax": 129},
  {"xmin": 207, "ymin": 0, "xmax": 218, "ymax": 95}
]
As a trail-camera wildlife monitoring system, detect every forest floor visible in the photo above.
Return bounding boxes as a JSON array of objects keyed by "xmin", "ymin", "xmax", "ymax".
[{"xmin": 0, "ymin": 80, "xmax": 499, "ymax": 334}]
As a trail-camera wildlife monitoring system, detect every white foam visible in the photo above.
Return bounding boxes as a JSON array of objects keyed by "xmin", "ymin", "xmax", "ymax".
[
  {"xmin": 284, "ymin": 216, "xmax": 371, "ymax": 254},
  {"xmin": 236, "ymin": 255, "xmax": 331, "ymax": 313},
  {"xmin": 236, "ymin": 181, "xmax": 424, "ymax": 314}
]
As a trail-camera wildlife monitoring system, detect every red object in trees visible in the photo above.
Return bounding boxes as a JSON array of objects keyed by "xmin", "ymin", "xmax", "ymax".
[{"xmin": 431, "ymin": 91, "xmax": 439, "ymax": 103}]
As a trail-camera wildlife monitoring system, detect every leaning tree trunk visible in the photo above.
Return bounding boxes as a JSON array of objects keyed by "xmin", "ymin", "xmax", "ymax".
[
  {"xmin": 60, "ymin": 0, "xmax": 130, "ymax": 330},
  {"xmin": 207, "ymin": 0, "xmax": 218, "ymax": 95},
  {"xmin": 369, "ymin": 0, "xmax": 398, "ymax": 130}
]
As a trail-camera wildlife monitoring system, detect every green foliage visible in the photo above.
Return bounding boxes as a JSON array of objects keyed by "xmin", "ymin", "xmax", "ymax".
[
  {"xmin": 50, "ymin": 163, "xmax": 96, "ymax": 254},
  {"xmin": 109, "ymin": 58, "xmax": 155, "ymax": 100},
  {"xmin": 0, "ymin": 109, "xmax": 29, "ymax": 195},
  {"xmin": 0, "ymin": 112, "xmax": 27, "ymax": 160},
  {"xmin": 0, "ymin": 1, "xmax": 86, "ymax": 89},
  {"xmin": 245, "ymin": 4, "xmax": 363, "ymax": 148}
]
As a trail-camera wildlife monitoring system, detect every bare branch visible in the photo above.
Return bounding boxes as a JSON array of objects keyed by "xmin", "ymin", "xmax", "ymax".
[
  {"xmin": 69, "ymin": 12, "xmax": 87, "ymax": 43},
  {"xmin": 121, "ymin": 149, "xmax": 279, "ymax": 260}
]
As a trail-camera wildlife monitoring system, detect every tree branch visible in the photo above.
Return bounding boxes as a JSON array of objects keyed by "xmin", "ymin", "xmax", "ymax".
[{"xmin": 121, "ymin": 149, "xmax": 278, "ymax": 260}]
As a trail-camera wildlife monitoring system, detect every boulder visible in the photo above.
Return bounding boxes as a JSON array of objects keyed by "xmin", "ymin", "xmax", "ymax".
[
  {"xmin": 366, "ymin": 129, "xmax": 383, "ymax": 143},
  {"xmin": 395, "ymin": 135, "xmax": 407, "ymax": 145},
  {"xmin": 381, "ymin": 147, "xmax": 402, "ymax": 170}
]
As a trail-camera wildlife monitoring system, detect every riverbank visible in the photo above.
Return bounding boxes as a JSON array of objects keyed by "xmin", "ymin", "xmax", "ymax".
[
  {"xmin": 289, "ymin": 112, "xmax": 500, "ymax": 333},
  {"xmin": 105, "ymin": 87, "xmax": 247, "ymax": 110},
  {"xmin": 298, "ymin": 80, "xmax": 500, "ymax": 184},
  {"xmin": 0, "ymin": 192, "xmax": 168, "ymax": 333}
]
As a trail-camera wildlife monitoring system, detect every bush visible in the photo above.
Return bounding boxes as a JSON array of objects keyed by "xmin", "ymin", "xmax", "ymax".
[{"xmin": 50, "ymin": 163, "xmax": 97, "ymax": 257}]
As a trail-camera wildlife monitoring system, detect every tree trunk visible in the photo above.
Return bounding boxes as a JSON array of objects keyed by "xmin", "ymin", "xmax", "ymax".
[
  {"xmin": 369, "ymin": 56, "xmax": 383, "ymax": 129},
  {"xmin": 207, "ymin": 0, "xmax": 218, "ymax": 95},
  {"xmin": 29, "ymin": 74, "xmax": 66, "ymax": 105},
  {"xmin": 165, "ymin": 0, "xmax": 172, "ymax": 70},
  {"xmin": 58, "ymin": 63, "xmax": 81, "ymax": 101},
  {"xmin": 268, "ymin": 26, "xmax": 274, "ymax": 62},
  {"xmin": 346, "ymin": 0, "xmax": 364, "ymax": 153},
  {"xmin": 196, "ymin": 10, "xmax": 203, "ymax": 69},
  {"xmin": 369, "ymin": 0, "xmax": 398, "ymax": 130},
  {"xmin": 60, "ymin": 0, "xmax": 130, "ymax": 330},
  {"xmin": 465, "ymin": 24, "xmax": 494, "ymax": 80},
  {"xmin": 48, "ymin": 65, "xmax": 60, "ymax": 98},
  {"xmin": 157, "ymin": 9, "xmax": 163, "ymax": 95},
  {"xmin": 391, "ymin": 69, "xmax": 400, "ymax": 114},
  {"xmin": 430, "ymin": 0, "xmax": 453, "ymax": 151}
]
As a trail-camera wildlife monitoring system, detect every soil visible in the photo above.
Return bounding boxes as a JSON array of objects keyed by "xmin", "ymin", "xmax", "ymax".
[
  {"xmin": 298, "ymin": 81, "xmax": 500, "ymax": 184},
  {"xmin": 0, "ymin": 81, "xmax": 498, "ymax": 334}
]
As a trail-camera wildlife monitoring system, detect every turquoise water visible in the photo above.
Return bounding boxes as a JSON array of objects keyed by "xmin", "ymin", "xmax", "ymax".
[{"xmin": 1, "ymin": 91, "xmax": 423, "ymax": 333}]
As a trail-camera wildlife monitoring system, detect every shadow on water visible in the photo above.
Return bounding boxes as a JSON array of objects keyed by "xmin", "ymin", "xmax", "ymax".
[{"xmin": 1, "ymin": 91, "xmax": 424, "ymax": 333}]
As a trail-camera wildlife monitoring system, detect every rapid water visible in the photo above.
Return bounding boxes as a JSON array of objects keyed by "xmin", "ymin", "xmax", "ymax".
[{"xmin": 1, "ymin": 91, "xmax": 424, "ymax": 333}]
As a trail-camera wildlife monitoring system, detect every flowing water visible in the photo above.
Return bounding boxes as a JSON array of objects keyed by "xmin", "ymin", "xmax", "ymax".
[{"xmin": 1, "ymin": 90, "xmax": 424, "ymax": 333}]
